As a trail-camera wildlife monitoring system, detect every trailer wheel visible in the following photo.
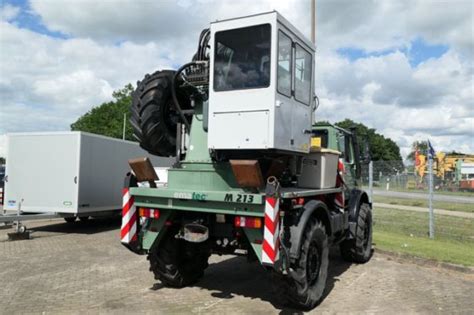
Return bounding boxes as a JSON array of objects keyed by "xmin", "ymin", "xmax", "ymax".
[
  {"xmin": 273, "ymin": 218, "xmax": 329, "ymax": 309},
  {"xmin": 340, "ymin": 203, "xmax": 373, "ymax": 263},
  {"xmin": 148, "ymin": 228, "xmax": 210, "ymax": 287},
  {"xmin": 79, "ymin": 216, "xmax": 90, "ymax": 222},
  {"xmin": 64, "ymin": 217, "xmax": 76, "ymax": 223},
  {"xmin": 130, "ymin": 70, "xmax": 190, "ymax": 157},
  {"xmin": 18, "ymin": 225, "xmax": 26, "ymax": 234}
]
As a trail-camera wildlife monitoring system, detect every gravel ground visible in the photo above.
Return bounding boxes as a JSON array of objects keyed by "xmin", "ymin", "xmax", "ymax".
[{"xmin": 1, "ymin": 218, "xmax": 473, "ymax": 314}]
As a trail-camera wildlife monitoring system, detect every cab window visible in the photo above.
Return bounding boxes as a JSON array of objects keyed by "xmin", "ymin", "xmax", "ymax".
[
  {"xmin": 338, "ymin": 134, "xmax": 353, "ymax": 163},
  {"xmin": 294, "ymin": 44, "xmax": 312, "ymax": 105},
  {"xmin": 214, "ymin": 24, "xmax": 271, "ymax": 91},
  {"xmin": 338, "ymin": 134, "xmax": 346, "ymax": 159},
  {"xmin": 344, "ymin": 135, "xmax": 354, "ymax": 163},
  {"xmin": 277, "ymin": 31, "xmax": 292, "ymax": 96}
]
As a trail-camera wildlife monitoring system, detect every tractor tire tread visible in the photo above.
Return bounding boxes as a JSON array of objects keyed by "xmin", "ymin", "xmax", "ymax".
[
  {"xmin": 272, "ymin": 218, "xmax": 329, "ymax": 310},
  {"xmin": 130, "ymin": 70, "xmax": 178, "ymax": 157},
  {"xmin": 148, "ymin": 229, "xmax": 210, "ymax": 288},
  {"xmin": 340, "ymin": 203, "xmax": 373, "ymax": 263}
]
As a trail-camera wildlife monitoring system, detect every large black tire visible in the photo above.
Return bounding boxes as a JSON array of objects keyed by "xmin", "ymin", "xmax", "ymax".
[
  {"xmin": 148, "ymin": 228, "xmax": 210, "ymax": 287},
  {"xmin": 340, "ymin": 203, "xmax": 373, "ymax": 263},
  {"xmin": 273, "ymin": 219, "xmax": 329, "ymax": 310},
  {"xmin": 130, "ymin": 70, "xmax": 189, "ymax": 157}
]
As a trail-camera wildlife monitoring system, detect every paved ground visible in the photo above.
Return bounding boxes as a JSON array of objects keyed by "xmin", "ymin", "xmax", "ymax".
[
  {"xmin": 374, "ymin": 202, "xmax": 474, "ymax": 218},
  {"xmin": 1, "ymin": 219, "xmax": 473, "ymax": 314},
  {"xmin": 373, "ymin": 189, "xmax": 474, "ymax": 204}
]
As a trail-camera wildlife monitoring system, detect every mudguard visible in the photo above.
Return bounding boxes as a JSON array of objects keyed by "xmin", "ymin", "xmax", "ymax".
[
  {"xmin": 124, "ymin": 172, "xmax": 138, "ymax": 191},
  {"xmin": 285, "ymin": 200, "xmax": 330, "ymax": 260},
  {"xmin": 346, "ymin": 188, "xmax": 371, "ymax": 238}
]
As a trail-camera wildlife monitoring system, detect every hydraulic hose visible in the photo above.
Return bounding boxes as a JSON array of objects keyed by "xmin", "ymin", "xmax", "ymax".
[
  {"xmin": 172, "ymin": 27, "xmax": 210, "ymax": 132},
  {"xmin": 199, "ymin": 30, "xmax": 210, "ymax": 60},
  {"xmin": 196, "ymin": 29, "xmax": 209, "ymax": 60},
  {"xmin": 171, "ymin": 62, "xmax": 196, "ymax": 132}
]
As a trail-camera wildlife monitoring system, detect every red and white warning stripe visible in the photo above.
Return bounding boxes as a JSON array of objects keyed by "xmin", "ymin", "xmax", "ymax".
[
  {"xmin": 0, "ymin": 187, "xmax": 3, "ymax": 205},
  {"xmin": 121, "ymin": 187, "xmax": 138, "ymax": 244},
  {"xmin": 262, "ymin": 196, "xmax": 280, "ymax": 265}
]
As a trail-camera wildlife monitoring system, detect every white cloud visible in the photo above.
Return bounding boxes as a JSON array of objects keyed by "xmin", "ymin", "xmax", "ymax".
[
  {"xmin": 0, "ymin": 0, "xmax": 473, "ymax": 160},
  {"xmin": 1, "ymin": 102, "xmax": 68, "ymax": 134},
  {"xmin": 32, "ymin": 70, "xmax": 114, "ymax": 111},
  {"xmin": 29, "ymin": 0, "xmax": 305, "ymax": 43},
  {"xmin": 30, "ymin": 1, "xmax": 198, "ymax": 42},
  {"xmin": 27, "ymin": 0, "xmax": 473, "ymax": 55},
  {"xmin": 0, "ymin": 21, "xmax": 176, "ymax": 135},
  {"xmin": 0, "ymin": 135, "xmax": 5, "ymax": 157},
  {"xmin": 0, "ymin": 4, "xmax": 20, "ymax": 22},
  {"xmin": 317, "ymin": 49, "xmax": 472, "ymax": 109},
  {"xmin": 405, "ymin": 0, "xmax": 474, "ymax": 54},
  {"xmin": 316, "ymin": 0, "xmax": 473, "ymax": 54},
  {"xmin": 315, "ymin": 48, "xmax": 473, "ymax": 157}
]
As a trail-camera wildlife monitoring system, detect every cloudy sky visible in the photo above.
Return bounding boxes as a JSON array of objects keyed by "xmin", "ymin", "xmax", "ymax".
[{"xmin": 0, "ymin": 0, "xmax": 473, "ymax": 159}]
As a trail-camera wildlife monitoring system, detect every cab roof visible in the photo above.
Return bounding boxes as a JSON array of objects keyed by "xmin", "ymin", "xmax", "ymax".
[{"xmin": 211, "ymin": 11, "xmax": 316, "ymax": 52}]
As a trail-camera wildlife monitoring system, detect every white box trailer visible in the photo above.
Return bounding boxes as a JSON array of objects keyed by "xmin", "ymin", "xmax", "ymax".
[{"xmin": 3, "ymin": 132, "xmax": 172, "ymax": 215}]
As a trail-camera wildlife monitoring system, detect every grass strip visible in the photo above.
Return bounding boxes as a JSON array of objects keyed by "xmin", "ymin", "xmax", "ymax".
[
  {"xmin": 374, "ymin": 230, "xmax": 474, "ymax": 267},
  {"xmin": 373, "ymin": 207, "xmax": 474, "ymax": 266}
]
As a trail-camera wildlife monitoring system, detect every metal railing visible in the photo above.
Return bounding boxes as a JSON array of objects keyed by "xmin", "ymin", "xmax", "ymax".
[{"xmin": 361, "ymin": 160, "xmax": 474, "ymax": 242}]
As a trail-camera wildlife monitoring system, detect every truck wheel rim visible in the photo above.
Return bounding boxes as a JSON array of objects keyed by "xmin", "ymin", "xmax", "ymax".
[{"xmin": 307, "ymin": 241, "xmax": 321, "ymax": 285}]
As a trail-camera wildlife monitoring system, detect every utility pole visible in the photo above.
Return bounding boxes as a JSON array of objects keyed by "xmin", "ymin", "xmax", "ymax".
[
  {"xmin": 311, "ymin": 0, "xmax": 316, "ymax": 44},
  {"xmin": 428, "ymin": 155, "xmax": 434, "ymax": 239},
  {"xmin": 310, "ymin": 0, "xmax": 317, "ymax": 121},
  {"xmin": 369, "ymin": 161, "xmax": 373, "ymax": 203}
]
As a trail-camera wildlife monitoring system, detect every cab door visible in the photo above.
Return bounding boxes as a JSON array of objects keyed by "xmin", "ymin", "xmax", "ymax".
[
  {"xmin": 291, "ymin": 41, "xmax": 313, "ymax": 152},
  {"xmin": 338, "ymin": 133, "xmax": 357, "ymax": 190},
  {"xmin": 274, "ymin": 27, "xmax": 313, "ymax": 153}
]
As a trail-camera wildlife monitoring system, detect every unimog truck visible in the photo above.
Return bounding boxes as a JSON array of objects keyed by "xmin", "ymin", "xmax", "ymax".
[{"xmin": 122, "ymin": 11, "xmax": 372, "ymax": 309}]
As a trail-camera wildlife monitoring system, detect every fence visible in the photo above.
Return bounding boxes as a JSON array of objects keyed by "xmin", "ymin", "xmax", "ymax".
[
  {"xmin": 361, "ymin": 160, "xmax": 416, "ymax": 191},
  {"xmin": 360, "ymin": 160, "xmax": 474, "ymax": 244}
]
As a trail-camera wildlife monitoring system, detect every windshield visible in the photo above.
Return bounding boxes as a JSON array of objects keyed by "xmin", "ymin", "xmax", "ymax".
[{"xmin": 214, "ymin": 24, "xmax": 271, "ymax": 91}]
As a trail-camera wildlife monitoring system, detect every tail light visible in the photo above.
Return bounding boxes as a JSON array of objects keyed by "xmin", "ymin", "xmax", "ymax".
[
  {"xmin": 234, "ymin": 216, "xmax": 262, "ymax": 229},
  {"xmin": 138, "ymin": 207, "xmax": 160, "ymax": 219}
]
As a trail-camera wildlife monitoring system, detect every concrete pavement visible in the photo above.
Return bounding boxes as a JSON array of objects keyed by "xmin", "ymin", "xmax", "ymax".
[
  {"xmin": 1, "ymin": 218, "xmax": 473, "ymax": 314},
  {"xmin": 373, "ymin": 189, "xmax": 474, "ymax": 204}
]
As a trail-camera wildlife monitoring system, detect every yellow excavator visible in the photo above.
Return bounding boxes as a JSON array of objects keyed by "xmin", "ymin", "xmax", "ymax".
[{"xmin": 414, "ymin": 152, "xmax": 474, "ymax": 190}]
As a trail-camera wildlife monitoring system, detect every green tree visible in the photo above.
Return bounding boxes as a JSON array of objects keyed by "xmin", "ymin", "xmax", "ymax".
[
  {"xmin": 407, "ymin": 140, "xmax": 428, "ymax": 161},
  {"xmin": 71, "ymin": 84, "xmax": 134, "ymax": 141},
  {"xmin": 332, "ymin": 119, "xmax": 404, "ymax": 177},
  {"xmin": 334, "ymin": 119, "xmax": 403, "ymax": 160}
]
